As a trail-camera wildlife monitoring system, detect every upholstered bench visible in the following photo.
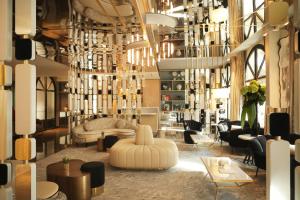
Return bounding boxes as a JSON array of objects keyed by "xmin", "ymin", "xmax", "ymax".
[
  {"xmin": 109, "ymin": 125, "xmax": 179, "ymax": 170},
  {"xmin": 80, "ymin": 161, "xmax": 105, "ymax": 196}
]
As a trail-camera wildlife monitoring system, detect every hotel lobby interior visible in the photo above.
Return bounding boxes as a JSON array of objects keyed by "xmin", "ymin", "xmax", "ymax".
[{"xmin": 1, "ymin": 0, "xmax": 300, "ymax": 199}]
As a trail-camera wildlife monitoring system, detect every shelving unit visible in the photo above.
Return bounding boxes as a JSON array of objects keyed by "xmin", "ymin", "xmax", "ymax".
[{"xmin": 160, "ymin": 71, "xmax": 185, "ymax": 112}]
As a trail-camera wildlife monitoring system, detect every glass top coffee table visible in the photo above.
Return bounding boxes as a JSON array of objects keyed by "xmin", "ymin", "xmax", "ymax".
[{"xmin": 201, "ymin": 156, "xmax": 253, "ymax": 200}]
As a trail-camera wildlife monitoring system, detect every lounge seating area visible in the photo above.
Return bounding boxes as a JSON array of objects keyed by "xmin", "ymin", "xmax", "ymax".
[
  {"xmin": 2, "ymin": 0, "xmax": 300, "ymax": 200},
  {"xmin": 72, "ymin": 118, "xmax": 137, "ymax": 144}
]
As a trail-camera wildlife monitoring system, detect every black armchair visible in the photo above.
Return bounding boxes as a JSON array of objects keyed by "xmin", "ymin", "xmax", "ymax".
[
  {"xmin": 249, "ymin": 135, "xmax": 266, "ymax": 176},
  {"xmin": 227, "ymin": 121, "xmax": 264, "ymax": 148},
  {"xmin": 183, "ymin": 120, "xmax": 202, "ymax": 132},
  {"xmin": 217, "ymin": 120, "xmax": 231, "ymax": 145},
  {"xmin": 183, "ymin": 130, "xmax": 197, "ymax": 144},
  {"xmin": 217, "ymin": 120, "xmax": 248, "ymax": 147},
  {"xmin": 226, "ymin": 121, "xmax": 248, "ymax": 148},
  {"xmin": 183, "ymin": 120, "xmax": 202, "ymax": 144}
]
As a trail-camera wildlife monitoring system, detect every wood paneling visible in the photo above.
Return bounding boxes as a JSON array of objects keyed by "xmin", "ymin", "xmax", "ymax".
[{"xmin": 142, "ymin": 80, "xmax": 160, "ymax": 107}]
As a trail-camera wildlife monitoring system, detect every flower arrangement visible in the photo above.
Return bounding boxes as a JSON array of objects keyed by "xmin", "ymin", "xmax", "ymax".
[
  {"xmin": 241, "ymin": 80, "xmax": 266, "ymax": 128},
  {"xmin": 62, "ymin": 156, "xmax": 70, "ymax": 171},
  {"xmin": 62, "ymin": 156, "xmax": 70, "ymax": 164}
]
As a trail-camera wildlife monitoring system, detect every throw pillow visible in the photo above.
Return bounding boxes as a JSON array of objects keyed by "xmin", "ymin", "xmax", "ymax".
[
  {"xmin": 116, "ymin": 119, "xmax": 126, "ymax": 129},
  {"xmin": 72, "ymin": 125, "xmax": 85, "ymax": 134}
]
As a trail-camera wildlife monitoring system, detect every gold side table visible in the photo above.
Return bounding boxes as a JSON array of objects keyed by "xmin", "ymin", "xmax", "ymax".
[{"xmin": 47, "ymin": 159, "xmax": 91, "ymax": 200}]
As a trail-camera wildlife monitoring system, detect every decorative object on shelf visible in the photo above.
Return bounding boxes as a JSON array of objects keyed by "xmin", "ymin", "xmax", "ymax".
[
  {"xmin": 176, "ymin": 83, "xmax": 182, "ymax": 90},
  {"xmin": 162, "ymin": 104, "xmax": 170, "ymax": 111},
  {"xmin": 175, "ymin": 49, "xmax": 182, "ymax": 57},
  {"xmin": 162, "ymin": 84, "xmax": 168, "ymax": 90},
  {"xmin": 241, "ymin": 80, "xmax": 266, "ymax": 133},
  {"xmin": 62, "ymin": 156, "xmax": 70, "ymax": 171},
  {"xmin": 172, "ymin": 71, "xmax": 178, "ymax": 80},
  {"xmin": 180, "ymin": 71, "xmax": 185, "ymax": 77},
  {"xmin": 165, "ymin": 95, "xmax": 171, "ymax": 101}
]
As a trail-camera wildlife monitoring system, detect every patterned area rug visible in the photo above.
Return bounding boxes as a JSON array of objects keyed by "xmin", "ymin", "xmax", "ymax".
[{"xmin": 36, "ymin": 140, "xmax": 266, "ymax": 200}]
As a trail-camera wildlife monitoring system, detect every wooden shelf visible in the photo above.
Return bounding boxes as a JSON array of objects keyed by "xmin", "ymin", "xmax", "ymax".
[
  {"xmin": 161, "ymin": 100, "xmax": 185, "ymax": 102},
  {"xmin": 161, "ymin": 80, "xmax": 185, "ymax": 82},
  {"xmin": 160, "ymin": 70, "xmax": 186, "ymax": 112},
  {"xmin": 161, "ymin": 90, "xmax": 185, "ymax": 92}
]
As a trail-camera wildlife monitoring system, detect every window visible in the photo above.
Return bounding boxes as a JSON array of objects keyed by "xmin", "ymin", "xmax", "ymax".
[
  {"xmin": 245, "ymin": 44, "xmax": 266, "ymax": 127},
  {"xmin": 243, "ymin": 0, "xmax": 264, "ymax": 39},
  {"xmin": 36, "ymin": 77, "xmax": 56, "ymax": 130}
]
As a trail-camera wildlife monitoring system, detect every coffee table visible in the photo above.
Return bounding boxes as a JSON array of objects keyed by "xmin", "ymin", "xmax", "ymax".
[
  {"xmin": 47, "ymin": 159, "xmax": 91, "ymax": 200},
  {"xmin": 201, "ymin": 156, "xmax": 253, "ymax": 200}
]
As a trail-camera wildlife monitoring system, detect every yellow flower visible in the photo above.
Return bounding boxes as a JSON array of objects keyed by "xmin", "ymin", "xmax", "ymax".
[
  {"xmin": 250, "ymin": 80, "xmax": 258, "ymax": 86},
  {"xmin": 241, "ymin": 86, "xmax": 249, "ymax": 95},
  {"xmin": 260, "ymin": 85, "xmax": 266, "ymax": 93},
  {"xmin": 249, "ymin": 84, "xmax": 259, "ymax": 93}
]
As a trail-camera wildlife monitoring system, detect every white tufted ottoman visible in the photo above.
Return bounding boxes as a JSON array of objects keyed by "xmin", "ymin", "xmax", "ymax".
[{"xmin": 109, "ymin": 125, "xmax": 178, "ymax": 170}]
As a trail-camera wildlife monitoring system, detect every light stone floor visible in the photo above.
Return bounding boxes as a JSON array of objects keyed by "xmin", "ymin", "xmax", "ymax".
[{"xmin": 36, "ymin": 137, "xmax": 266, "ymax": 200}]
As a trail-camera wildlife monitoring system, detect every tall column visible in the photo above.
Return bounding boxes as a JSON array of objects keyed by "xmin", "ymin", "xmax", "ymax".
[
  {"xmin": 228, "ymin": 0, "xmax": 245, "ymax": 120},
  {"xmin": 0, "ymin": 0, "xmax": 13, "ymax": 199},
  {"xmin": 265, "ymin": 30, "xmax": 290, "ymax": 132},
  {"xmin": 14, "ymin": 0, "xmax": 37, "ymax": 199}
]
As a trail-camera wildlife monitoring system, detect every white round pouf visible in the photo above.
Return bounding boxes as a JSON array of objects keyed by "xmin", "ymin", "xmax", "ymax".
[
  {"xmin": 109, "ymin": 138, "xmax": 178, "ymax": 169},
  {"xmin": 109, "ymin": 125, "xmax": 178, "ymax": 170}
]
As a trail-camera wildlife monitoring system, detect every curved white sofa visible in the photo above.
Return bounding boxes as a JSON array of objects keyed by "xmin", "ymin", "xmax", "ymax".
[
  {"xmin": 72, "ymin": 118, "xmax": 137, "ymax": 144},
  {"xmin": 110, "ymin": 125, "xmax": 178, "ymax": 170}
]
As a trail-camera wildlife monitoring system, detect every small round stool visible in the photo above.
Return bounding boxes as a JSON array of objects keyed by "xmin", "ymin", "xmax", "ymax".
[
  {"xmin": 37, "ymin": 181, "xmax": 59, "ymax": 199},
  {"xmin": 80, "ymin": 162, "xmax": 105, "ymax": 196},
  {"xmin": 103, "ymin": 135, "xmax": 119, "ymax": 151}
]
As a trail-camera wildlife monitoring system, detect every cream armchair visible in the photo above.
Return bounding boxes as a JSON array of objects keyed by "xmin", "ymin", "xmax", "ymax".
[{"xmin": 109, "ymin": 125, "xmax": 179, "ymax": 170}]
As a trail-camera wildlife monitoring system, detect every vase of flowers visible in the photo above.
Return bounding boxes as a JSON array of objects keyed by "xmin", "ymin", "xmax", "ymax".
[
  {"xmin": 62, "ymin": 156, "xmax": 70, "ymax": 171},
  {"xmin": 241, "ymin": 80, "xmax": 266, "ymax": 135}
]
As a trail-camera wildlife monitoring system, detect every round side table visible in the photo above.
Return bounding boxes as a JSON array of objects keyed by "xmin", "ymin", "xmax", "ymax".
[{"xmin": 46, "ymin": 159, "xmax": 91, "ymax": 200}]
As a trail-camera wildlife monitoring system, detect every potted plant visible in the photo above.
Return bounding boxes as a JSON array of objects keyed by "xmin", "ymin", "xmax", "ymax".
[
  {"xmin": 241, "ymin": 80, "xmax": 266, "ymax": 135},
  {"xmin": 62, "ymin": 156, "xmax": 70, "ymax": 171}
]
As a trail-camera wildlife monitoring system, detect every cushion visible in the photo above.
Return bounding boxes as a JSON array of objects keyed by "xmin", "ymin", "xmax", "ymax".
[
  {"xmin": 80, "ymin": 130, "xmax": 103, "ymax": 135},
  {"xmin": 135, "ymin": 125, "xmax": 154, "ymax": 145},
  {"xmin": 124, "ymin": 122, "xmax": 138, "ymax": 130},
  {"xmin": 116, "ymin": 119, "xmax": 126, "ymax": 129},
  {"xmin": 84, "ymin": 118, "xmax": 117, "ymax": 131},
  {"xmin": 72, "ymin": 125, "xmax": 84, "ymax": 134},
  {"xmin": 218, "ymin": 124, "xmax": 225, "ymax": 132}
]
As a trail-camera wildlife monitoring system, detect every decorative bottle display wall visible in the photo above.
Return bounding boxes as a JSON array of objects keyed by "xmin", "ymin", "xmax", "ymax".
[
  {"xmin": 67, "ymin": 12, "xmax": 147, "ymax": 125},
  {"xmin": 184, "ymin": 68, "xmax": 206, "ymax": 121}
]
